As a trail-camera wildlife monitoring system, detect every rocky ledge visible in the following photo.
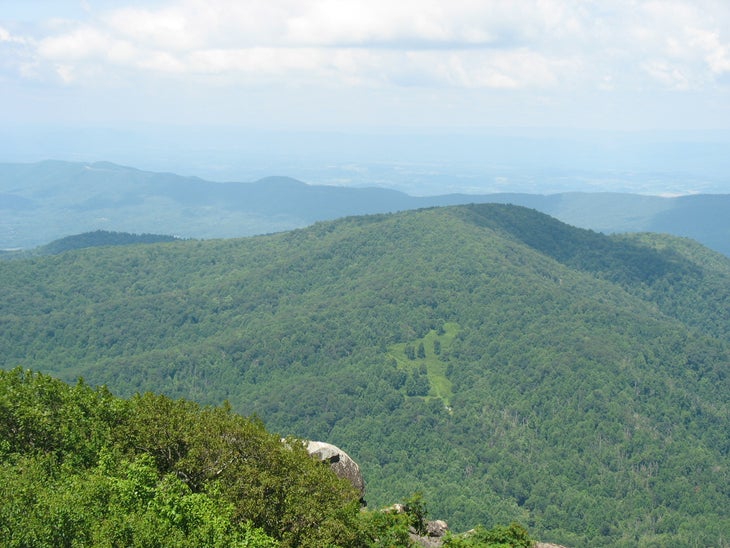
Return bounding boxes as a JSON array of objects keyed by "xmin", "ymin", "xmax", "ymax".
[{"xmin": 306, "ymin": 440, "xmax": 366, "ymax": 501}]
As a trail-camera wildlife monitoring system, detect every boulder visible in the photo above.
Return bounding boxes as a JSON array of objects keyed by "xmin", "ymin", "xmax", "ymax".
[
  {"xmin": 426, "ymin": 520, "xmax": 449, "ymax": 537},
  {"xmin": 409, "ymin": 519, "xmax": 450, "ymax": 547},
  {"xmin": 306, "ymin": 441, "xmax": 366, "ymax": 498}
]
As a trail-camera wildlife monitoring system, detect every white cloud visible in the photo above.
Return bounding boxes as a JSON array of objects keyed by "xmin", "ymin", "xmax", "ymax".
[
  {"xmin": 55, "ymin": 64, "xmax": 75, "ymax": 84},
  {"xmin": 189, "ymin": 47, "xmax": 326, "ymax": 75},
  {"xmin": 2, "ymin": 0, "xmax": 730, "ymax": 94},
  {"xmin": 0, "ymin": 26, "xmax": 14, "ymax": 43},
  {"xmin": 624, "ymin": 1, "xmax": 730, "ymax": 87},
  {"xmin": 38, "ymin": 28, "xmax": 111, "ymax": 61},
  {"xmin": 0, "ymin": 25, "xmax": 35, "ymax": 79},
  {"xmin": 102, "ymin": 7, "xmax": 198, "ymax": 51},
  {"xmin": 642, "ymin": 60, "xmax": 691, "ymax": 90},
  {"xmin": 397, "ymin": 48, "xmax": 577, "ymax": 89},
  {"xmin": 687, "ymin": 28, "xmax": 730, "ymax": 75}
]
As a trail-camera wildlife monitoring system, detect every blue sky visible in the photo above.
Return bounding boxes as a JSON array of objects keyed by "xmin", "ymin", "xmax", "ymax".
[{"xmin": 1, "ymin": 1, "xmax": 729, "ymax": 193}]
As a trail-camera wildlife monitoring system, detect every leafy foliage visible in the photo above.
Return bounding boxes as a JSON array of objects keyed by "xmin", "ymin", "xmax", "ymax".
[
  {"xmin": 1, "ymin": 204, "xmax": 729, "ymax": 546},
  {"xmin": 444, "ymin": 523, "xmax": 533, "ymax": 548},
  {"xmin": 0, "ymin": 368, "xmax": 380, "ymax": 547}
]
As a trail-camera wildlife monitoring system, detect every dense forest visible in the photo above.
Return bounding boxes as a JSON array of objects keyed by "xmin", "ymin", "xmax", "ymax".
[
  {"xmin": 0, "ymin": 230, "xmax": 178, "ymax": 260},
  {"xmin": 1, "ymin": 204, "xmax": 728, "ymax": 546}
]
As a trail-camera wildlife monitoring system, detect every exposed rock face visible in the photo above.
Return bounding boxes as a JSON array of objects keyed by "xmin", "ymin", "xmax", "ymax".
[
  {"xmin": 383, "ymin": 504, "xmax": 450, "ymax": 548},
  {"xmin": 306, "ymin": 441, "xmax": 365, "ymax": 498},
  {"xmin": 426, "ymin": 520, "xmax": 449, "ymax": 537},
  {"xmin": 409, "ymin": 519, "xmax": 450, "ymax": 547}
]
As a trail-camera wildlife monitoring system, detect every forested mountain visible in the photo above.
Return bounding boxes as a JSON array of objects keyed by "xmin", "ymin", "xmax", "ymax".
[
  {"xmin": 0, "ymin": 230, "xmax": 178, "ymax": 259},
  {"xmin": 1, "ymin": 204, "xmax": 728, "ymax": 546},
  {"xmin": 2, "ymin": 160, "xmax": 729, "ymax": 257}
]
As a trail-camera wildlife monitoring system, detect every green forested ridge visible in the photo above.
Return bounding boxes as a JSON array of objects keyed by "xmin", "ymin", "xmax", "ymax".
[
  {"xmin": 1, "ymin": 204, "xmax": 728, "ymax": 547},
  {"xmin": 0, "ymin": 230, "xmax": 179, "ymax": 260}
]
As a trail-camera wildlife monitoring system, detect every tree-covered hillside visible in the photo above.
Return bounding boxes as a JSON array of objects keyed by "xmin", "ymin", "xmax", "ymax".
[
  {"xmin": 1, "ymin": 204, "xmax": 728, "ymax": 547},
  {"xmin": 0, "ymin": 230, "xmax": 178, "ymax": 260}
]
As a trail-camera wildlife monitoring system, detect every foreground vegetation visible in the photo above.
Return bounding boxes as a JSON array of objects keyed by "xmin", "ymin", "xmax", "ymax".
[
  {"xmin": 1, "ymin": 204, "xmax": 728, "ymax": 546},
  {"xmin": 0, "ymin": 368, "xmax": 537, "ymax": 547}
]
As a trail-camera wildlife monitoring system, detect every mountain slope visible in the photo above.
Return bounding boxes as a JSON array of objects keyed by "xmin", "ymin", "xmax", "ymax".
[
  {"xmin": 2, "ymin": 160, "xmax": 729, "ymax": 257},
  {"xmin": 0, "ymin": 204, "xmax": 728, "ymax": 546},
  {"xmin": 0, "ymin": 161, "xmax": 417, "ymax": 248},
  {"xmin": 0, "ymin": 230, "xmax": 179, "ymax": 260}
]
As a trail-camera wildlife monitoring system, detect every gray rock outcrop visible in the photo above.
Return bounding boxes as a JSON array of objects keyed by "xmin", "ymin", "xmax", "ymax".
[
  {"xmin": 306, "ymin": 441, "xmax": 366, "ymax": 498},
  {"xmin": 409, "ymin": 519, "xmax": 450, "ymax": 547}
]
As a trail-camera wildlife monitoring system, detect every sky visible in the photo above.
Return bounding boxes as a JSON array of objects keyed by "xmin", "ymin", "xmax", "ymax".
[{"xmin": 1, "ymin": 0, "xmax": 730, "ymax": 192}]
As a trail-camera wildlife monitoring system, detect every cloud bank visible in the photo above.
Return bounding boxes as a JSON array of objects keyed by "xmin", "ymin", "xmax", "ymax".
[
  {"xmin": 3, "ymin": 0, "xmax": 728, "ymax": 92},
  {"xmin": 1, "ymin": 0, "xmax": 729, "ymax": 133}
]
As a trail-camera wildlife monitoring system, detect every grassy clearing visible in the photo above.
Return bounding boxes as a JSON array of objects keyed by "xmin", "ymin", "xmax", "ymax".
[{"xmin": 388, "ymin": 322, "xmax": 460, "ymax": 407}]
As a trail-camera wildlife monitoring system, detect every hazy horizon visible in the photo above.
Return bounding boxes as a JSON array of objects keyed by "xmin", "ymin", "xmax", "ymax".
[
  {"xmin": 2, "ymin": 1, "xmax": 729, "ymax": 195},
  {"xmin": 3, "ymin": 126, "xmax": 729, "ymax": 196}
]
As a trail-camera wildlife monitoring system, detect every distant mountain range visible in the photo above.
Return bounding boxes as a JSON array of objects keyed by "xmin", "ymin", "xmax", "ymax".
[{"xmin": 1, "ymin": 160, "xmax": 728, "ymax": 256}]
